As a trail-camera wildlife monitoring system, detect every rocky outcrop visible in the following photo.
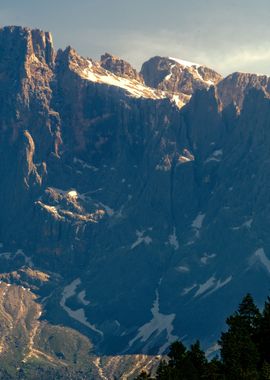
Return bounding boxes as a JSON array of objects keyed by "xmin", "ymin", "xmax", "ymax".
[
  {"xmin": 217, "ymin": 71, "xmax": 270, "ymax": 109},
  {"xmin": 0, "ymin": 26, "xmax": 58, "ymax": 148},
  {"xmin": 100, "ymin": 52, "xmax": 144, "ymax": 83}
]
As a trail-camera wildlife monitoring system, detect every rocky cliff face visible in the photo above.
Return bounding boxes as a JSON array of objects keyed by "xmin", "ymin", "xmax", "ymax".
[{"xmin": 1, "ymin": 25, "xmax": 270, "ymax": 377}]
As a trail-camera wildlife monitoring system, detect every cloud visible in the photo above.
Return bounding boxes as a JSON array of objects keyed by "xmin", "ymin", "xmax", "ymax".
[{"xmin": 216, "ymin": 47, "xmax": 270, "ymax": 75}]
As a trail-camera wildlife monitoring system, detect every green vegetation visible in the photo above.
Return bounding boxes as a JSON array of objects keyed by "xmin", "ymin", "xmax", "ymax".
[{"xmin": 136, "ymin": 294, "xmax": 270, "ymax": 380}]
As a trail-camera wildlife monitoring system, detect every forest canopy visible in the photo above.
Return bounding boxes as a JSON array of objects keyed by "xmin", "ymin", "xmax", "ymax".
[{"xmin": 135, "ymin": 293, "xmax": 270, "ymax": 380}]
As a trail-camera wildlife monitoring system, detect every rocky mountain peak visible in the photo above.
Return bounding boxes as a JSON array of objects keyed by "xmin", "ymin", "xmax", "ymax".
[
  {"xmin": 56, "ymin": 45, "xmax": 90, "ymax": 74},
  {"xmin": 217, "ymin": 71, "xmax": 270, "ymax": 110},
  {"xmin": 29, "ymin": 28, "xmax": 54, "ymax": 66},
  {"xmin": 140, "ymin": 56, "xmax": 222, "ymax": 96},
  {"xmin": 0, "ymin": 26, "xmax": 55, "ymax": 68},
  {"xmin": 100, "ymin": 52, "xmax": 144, "ymax": 83}
]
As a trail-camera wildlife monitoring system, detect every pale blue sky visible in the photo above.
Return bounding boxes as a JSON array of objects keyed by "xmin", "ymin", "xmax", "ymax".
[{"xmin": 1, "ymin": 0, "xmax": 270, "ymax": 76}]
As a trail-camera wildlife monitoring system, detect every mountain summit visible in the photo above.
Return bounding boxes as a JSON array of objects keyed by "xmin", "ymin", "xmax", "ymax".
[{"xmin": 141, "ymin": 55, "xmax": 222, "ymax": 95}]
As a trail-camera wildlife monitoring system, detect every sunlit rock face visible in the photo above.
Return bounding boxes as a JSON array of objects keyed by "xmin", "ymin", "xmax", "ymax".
[
  {"xmin": 217, "ymin": 71, "xmax": 270, "ymax": 109},
  {"xmin": 140, "ymin": 56, "xmax": 222, "ymax": 95},
  {"xmin": 100, "ymin": 52, "xmax": 145, "ymax": 83},
  {"xmin": 1, "ymin": 26, "xmax": 270, "ymax": 372}
]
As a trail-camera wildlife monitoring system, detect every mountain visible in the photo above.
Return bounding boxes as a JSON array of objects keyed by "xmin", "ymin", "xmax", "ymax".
[{"xmin": 1, "ymin": 25, "xmax": 270, "ymax": 377}]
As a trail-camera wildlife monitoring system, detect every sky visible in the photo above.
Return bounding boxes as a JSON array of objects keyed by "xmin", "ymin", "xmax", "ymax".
[{"xmin": 1, "ymin": 0, "xmax": 270, "ymax": 76}]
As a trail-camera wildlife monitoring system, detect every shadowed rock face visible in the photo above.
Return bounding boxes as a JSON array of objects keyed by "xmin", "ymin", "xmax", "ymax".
[{"xmin": 1, "ymin": 25, "xmax": 270, "ymax": 375}]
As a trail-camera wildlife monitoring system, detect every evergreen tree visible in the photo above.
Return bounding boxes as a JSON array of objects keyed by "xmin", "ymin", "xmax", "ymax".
[
  {"xmin": 155, "ymin": 359, "xmax": 170, "ymax": 380},
  {"xmin": 238, "ymin": 293, "xmax": 261, "ymax": 333},
  {"xmin": 258, "ymin": 296, "xmax": 270, "ymax": 365},
  {"xmin": 261, "ymin": 361, "xmax": 270, "ymax": 380},
  {"xmin": 156, "ymin": 341, "xmax": 188, "ymax": 380},
  {"xmin": 187, "ymin": 340, "xmax": 207, "ymax": 378},
  {"xmin": 219, "ymin": 294, "xmax": 261, "ymax": 379},
  {"xmin": 155, "ymin": 340, "xmax": 209, "ymax": 380},
  {"xmin": 134, "ymin": 293, "xmax": 270, "ymax": 380},
  {"xmin": 167, "ymin": 341, "xmax": 187, "ymax": 368},
  {"xmin": 204, "ymin": 357, "xmax": 225, "ymax": 380}
]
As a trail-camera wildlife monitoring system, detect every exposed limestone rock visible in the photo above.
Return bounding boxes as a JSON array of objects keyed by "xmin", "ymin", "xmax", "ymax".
[{"xmin": 100, "ymin": 52, "xmax": 144, "ymax": 83}]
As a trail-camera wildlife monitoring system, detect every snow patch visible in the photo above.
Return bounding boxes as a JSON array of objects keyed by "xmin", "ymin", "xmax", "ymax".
[
  {"xmin": 0, "ymin": 252, "xmax": 12, "ymax": 259},
  {"xmin": 232, "ymin": 218, "xmax": 253, "ymax": 231},
  {"xmin": 60, "ymin": 278, "xmax": 103, "ymax": 336},
  {"xmin": 194, "ymin": 275, "xmax": 232, "ymax": 298},
  {"xmin": 77, "ymin": 290, "xmax": 90, "ymax": 306},
  {"xmin": 73, "ymin": 157, "xmax": 99, "ymax": 171},
  {"xmin": 128, "ymin": 290, "xmax": 177, "ymax": 354},
  {"xmin": 168, "ymin": 228, "xmax": 179, "ymax": 250},
  {"xmin": 206, "ymin": 343, "xmax": 221, "ymax": 358},
  {"xmin": 205, "ymin": 157, "xmax": 221, "ymax": 163},
  {"xmin": 168, "ymin": 57, "xmax": 216, "ymax": 87},
  {"xmin": 206, "ymin": 276, "xmax": 232, "ymax": 297},
  {"xmin": 192, "ymin": 213, "xmax": 205, "ymax": 238},
  {"xmin": 67, "ymin": 190, "xmax": 78, "ymax": 199},
  {"xmin": 0, "ymin": 249, "xmax": 33, "ymax": 266},
  {"xmin": 169, "ymin": 57, "xmax": 200, "ymax": 68},
  {"xmin": 200, "ymin": 253, "xmax": 216, "ymax": 265},
  {"xmin": 205, "ymin": 149, "xmax": 223, "ymax": 164},
  {"xmin": 131, "ymin": 230, "xmax": 152, "ymax": 250},
  {"xmin": 82, "ymin": 60, "xmax": 165, "ymax": 100},
  {"xmin": 243, "ymin": 219, "xmax": 253, "ymax": 229},
  {"xmin": 194, "ymin": 276, "xmax": 216, "ymax": 297},
  {"xmin": 213, "ymin": 149, "xmax": 223, "ymax": 157},
  {"xmin": 181, "ymin": 284, "xmax": 197, "ymax": 296},
  {"xmin": 176, "ymin": 266, "xmax": 190, "ymax": 273},
  {"xmin": 253, "ymin": 248, "xmax": 270, "ymax": 274},
  {"xmin": 192, "ymin": 213, "xmax": 205, "ymax": 229}
]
